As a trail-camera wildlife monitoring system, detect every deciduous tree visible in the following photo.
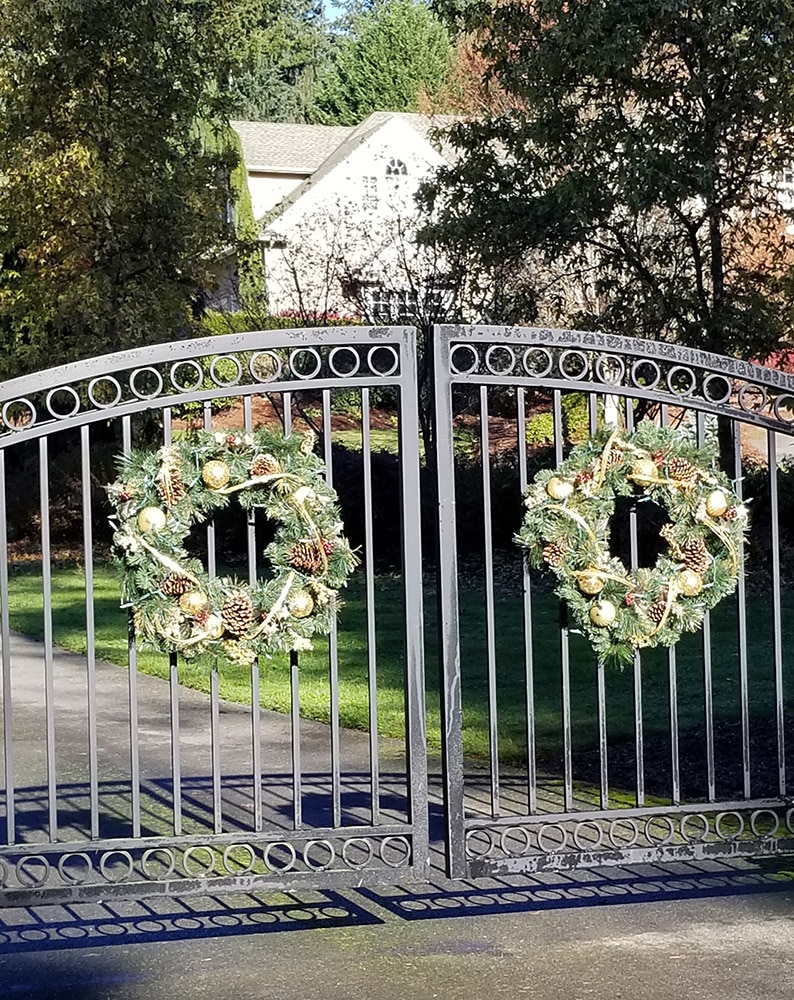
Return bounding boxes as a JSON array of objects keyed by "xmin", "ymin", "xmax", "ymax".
[
  {"xmin": 0, "ymin": 0, "xmax": 260, "ymax": 378},
  {"xmin": 423, "ymin": 0, "xmax": 794, "ymax": 359}
]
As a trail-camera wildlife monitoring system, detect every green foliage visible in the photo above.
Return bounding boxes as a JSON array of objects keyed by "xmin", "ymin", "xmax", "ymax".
[
  {"xmin": 0, "ymin": 0, "xmax": 261, "ymax": 379},
  {"xmin": 229, "ymin": 0, "xmax": 330, "ymax": 122},
  {"xmin": 525, "ymin": 392, "xmax": 591, "ymax": 447},
  {"xmin": 424, "ymin": 0, "xmax": 794, "ymax": 358},
  {"xmin": 313, "ymin": 0, "xmax": 453, "ymax": 125},
  {"xmin": 515, "ymin": 423, "xmax": 749, "ymax": 668},
  {"xmin": 108, "ymin": 428, "xmax": 357, "ymax": 663}
]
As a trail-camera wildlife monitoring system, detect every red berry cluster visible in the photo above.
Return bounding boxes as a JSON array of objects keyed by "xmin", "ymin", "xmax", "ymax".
[
  {"xmin": 321, "ymin": 539, "xmax": 335, "ymax": 555},
  {"xmin": 624, "ymin": 593, "xmax": 636, "ymax": 607}
]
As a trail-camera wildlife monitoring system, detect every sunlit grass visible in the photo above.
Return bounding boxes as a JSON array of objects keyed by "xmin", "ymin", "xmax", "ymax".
[{"xmin": 5, "ymin": 561, "xmax": 792, "ymax": 763}]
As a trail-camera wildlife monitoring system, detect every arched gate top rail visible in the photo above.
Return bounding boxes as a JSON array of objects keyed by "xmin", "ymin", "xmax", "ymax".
[
  {"xmin": 0, "ymin": 325, "xmax": 414, "ymax": 447},
  {"xmin": 437, "ymin": 325, "xmax": 794, "ymax": 436}
]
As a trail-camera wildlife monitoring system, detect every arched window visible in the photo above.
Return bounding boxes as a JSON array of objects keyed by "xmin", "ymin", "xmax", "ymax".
[{"xmin": 385, "ymin": 157, "xmax": 408, "ymax": 177}]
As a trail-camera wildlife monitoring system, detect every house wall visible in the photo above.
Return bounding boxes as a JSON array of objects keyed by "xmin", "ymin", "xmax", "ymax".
[
  {"xmin": 263, "ymin": 117, "xmax": 449, "ymax": 320},
  {"xmin": 247, "ymin": 171, "xmax": 311, "ymax": 222}
]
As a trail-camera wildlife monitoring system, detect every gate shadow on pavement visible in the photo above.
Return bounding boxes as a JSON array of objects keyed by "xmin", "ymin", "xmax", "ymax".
[{"xmin": 0, "ymin": 858, "xmax": 791, "ymax": 957}]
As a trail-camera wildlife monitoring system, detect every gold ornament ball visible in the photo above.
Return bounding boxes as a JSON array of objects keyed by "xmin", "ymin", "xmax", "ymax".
[
  {"xmin": 705, "ymin": 489, "xmax": 729, "ymax": 517},
  {"xmin": 631, "ymin": 459, "xmax": 657, "ymax": 483},
  {"xmin": 546, "ymin": 477, "xmax": 574, "ymax": 500},
  {"xmin": 201, "ymin": 460, "xmax": 231, "ymax": 490},
  {"xmin": 288, "ymin": 591, "xmax": 315, "ymax": 619},
  {"xmin": 179, "ymin": 590, "xmax": 208, "ymax": 615},
  {"xmin": 677, "ymin": 569, "xmax": 703, "ymax": 597},
  {"xmin": 137, "ymin": 506, "xmax": 167, "ymax": 533},
  {"xmin": 578, "ymin": 570, "xmax": 605, "ymax": 595},
  {"xmin": 204, "ymin": 614, "xmax": 225, "ymax": 639},
  {"xmin": 590, "ymin": 599, "xmax": 617, "ymax": 627}
]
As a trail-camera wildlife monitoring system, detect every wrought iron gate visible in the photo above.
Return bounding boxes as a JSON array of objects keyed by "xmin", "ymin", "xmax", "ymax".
[
  {"xmin": 434, "ymin": 325, "xmax": 794, "ymax": 877},
  {"xmin": 1, "ymin": 322, "xmax": 793, "ymax": 906},
  {"xmin": 0, "ymin": 326, "xmax": 428, "ymax": 904}
]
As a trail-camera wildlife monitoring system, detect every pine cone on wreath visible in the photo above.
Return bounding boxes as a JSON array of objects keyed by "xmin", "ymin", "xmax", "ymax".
[
  {"xmin": 667, "ymin": 456, "xmax": 699, "ymax": 486},
  {"xmin": 682, "ymin": 538, "xmax": 709, "ymax": 573},
  {"xmin": 155, "ymin": 463, "xmax": 186, "ymax": 506},
  {"xmin": 542, "ymin": 542, "xmax": 566, "ymax": 567},
  {"xmin": 160, "ymin": 573, "xmax": 193, "ymax": 596},
  {"xmin": 288, "ymin": 541, "xmax": 323, "ymax": 574},
  {"xmin": 251, "ymin": 453, "xmax": 281, "ymax": 477},
  {"xmin": 647, "ymin": 599, "xmax": 667, "ymax": 624},
  {"xmin": 222, "ymin": 591, "xmax": 255, "ymax": 636},
  {"xmin": 606, "ymin": 450, "xmax": 624, "ymax": 469}
]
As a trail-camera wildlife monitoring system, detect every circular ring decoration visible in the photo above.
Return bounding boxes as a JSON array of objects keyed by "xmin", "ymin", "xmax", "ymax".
[
  {"xmin": 515, "ymin": 422, "xmax": 749, "ymax": 668},
  {"xmin": 107, "ymin": 428, "xmax": 357, "ymax": 666}
]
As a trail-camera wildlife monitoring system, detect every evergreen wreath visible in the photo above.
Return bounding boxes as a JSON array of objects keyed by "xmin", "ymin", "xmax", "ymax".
[
  {"xmin": 107, "ymin": 428, "xmax": 357, "ymax": 666},
  {"xmin": 515, "ymin": 422, "xmax": 749, "ymax": 668}
]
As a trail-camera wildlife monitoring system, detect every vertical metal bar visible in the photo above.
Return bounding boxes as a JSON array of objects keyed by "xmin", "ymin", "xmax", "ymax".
[
  {"xmin": 553, "ymin": 391, "xmax": 573, "ymax": 812},
  {"xmin": 516, "ymin": 388, "xmax": 537, "ymax": 814},
  {"xmin": 629, "ymin": 506, "xmax": 645, "ymax": 807},
  {"xmin": 734, "ymin": 426, "xmax": 751, "ymax": 799},
  {"xmin": 169, "ymin": 651, "xmax": 182, "ymax": 836},
  {"xmin": 362, "ymin": 388, "xmax": 381, "ymax": 824},
  {"xmin": 434, "ymin": 330, "xmax": 466, "ymax": 877},
  {"xmin": 290, "ymin": 649, "xmax": 302, "ymax": 829},
  {"xmin": 696, "ymin": 413, "xmax": 715, "ymax": 801},
  {"xmin": 243, "ymin": 396, "xmax": 262, "ymax": 833},
  {"xmin": 323, "ymin": 389, "xmax": 342, "ymax": 828},
  {"xmin": 480, "ymin": 385, "xmax": 500, "ymax": 817},
  {"xmin": 203, "ymin": 403, "xmax": 216, "ymax": 579},
  {"xmin": 122, "ymin": 418, "xmax": 141, "ymax": 838},
  {"xmin": 211, "ymin": 667, "xmax": 222, "ymax": 835},
  {"xmin": 597, "ymin": 662, "xmax": 609, "ymax": 810},
  {"xmin": 81, "ymin": 426, "xmax": 99, "ymax": 838},
  {"xmin": 283, "ymin": 393, "xmax": 302, "ymax": 828},
  {"xmin": 669, "ymin": 646, "xmax": 681, "ymax": 805},
  {"xmin": 768, "ymin": 430, "xmax": 786, "ymax": 796},
  {"xmin": 399, "ymin": 327, "xmax": 428, "ymax": 876},
  {"xmin": 39, "ymin": 438, "xmax": 58, "ymax": 841},
  {"xmin": 0, "ymin": 451, "xmax": 15, "ymax": 844},
  {"xmin": 658, "ymin": 406, "xmax": 680, "ymax": 805},
  {"xmin": 163, "ymin": 407, "xmax": 172, "ymax": 446},
  {"xmin": 588, "ymin": 391, "xmax": 609, "ymax": 809}
]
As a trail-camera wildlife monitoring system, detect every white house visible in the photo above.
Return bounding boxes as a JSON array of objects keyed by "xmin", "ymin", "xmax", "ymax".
[{"xmin": 223, "ymin": 112, "xmax": 459, "ymax": 322}]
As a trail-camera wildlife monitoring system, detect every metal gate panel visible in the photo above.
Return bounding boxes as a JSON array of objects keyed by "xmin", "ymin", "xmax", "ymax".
[
  {"xmin": 434, "ymin": 324, "xmax": 794, "ymax": 878},
  {"xmin": 0, "ymin": 326, "xmax": 428, "ymax": 904}
]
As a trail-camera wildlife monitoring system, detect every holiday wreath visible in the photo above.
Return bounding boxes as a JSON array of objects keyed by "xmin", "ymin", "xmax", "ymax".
[
  {"xmin": 107, "ymin": 429, "xmax": 357, "ymax": 665},
  {"xmin": 515, "ymin": 422, "xmax": 749, "ymax": 667}
]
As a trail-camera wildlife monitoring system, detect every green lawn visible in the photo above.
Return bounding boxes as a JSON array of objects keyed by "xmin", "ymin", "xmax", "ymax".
[{"xmin": 5, "ymin": 561, "xmax": 792, "ymax": 766}]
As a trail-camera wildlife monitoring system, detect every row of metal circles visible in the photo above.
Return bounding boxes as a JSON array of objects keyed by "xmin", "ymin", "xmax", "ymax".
[
  {"xmin": 448, "ymin": 344, "xmax": 794, "ymax": 423},
  {"xmin": 2, "ymin": 835, "xmax": 412, "ymax": 889},
  {"xmin": 0, "ymin": 345, "xmax": 401, "ymax": 431},
  {"xmin": 465, "ymin": 809, "xmax": 794, "ymax": 858}
]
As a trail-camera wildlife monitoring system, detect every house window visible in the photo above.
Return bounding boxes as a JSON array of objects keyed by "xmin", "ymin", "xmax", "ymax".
[
  {"xmin": 385, "ymin": 158, "xmax": 408, "ymax": 177},
  {"xmin": 363, "ymin": 285, "xmax": 421, "ymax": 323},
  {"xmin": 362, "ymin": 176, "xmax": 379, "ymax": 210}
]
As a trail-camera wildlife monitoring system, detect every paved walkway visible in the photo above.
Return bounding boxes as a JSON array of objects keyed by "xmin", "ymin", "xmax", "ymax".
[{"xmin": 1, "ymin": 635, "xmax": 793, "ymax": 998}]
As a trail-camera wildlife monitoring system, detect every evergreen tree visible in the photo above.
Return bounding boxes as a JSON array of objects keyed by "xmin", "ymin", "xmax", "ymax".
[
  {"xmin": 0, "ymin": 0, "xmax": 260, "ymax": 378},
  {"xmin": 424, "ymin": 0, "xmax": 794, "ymax": 359},
  {"xmin": 229, "ymin": 0, "xmax": 330, "ymax": 122},
  {"xmin": 313, "ymin": 0, "xmax": 453, "ymax": 125}
]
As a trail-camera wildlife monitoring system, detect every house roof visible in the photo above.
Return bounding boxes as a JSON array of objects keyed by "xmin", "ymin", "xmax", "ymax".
[
  {"xmin": 233, "ymin": 112, "xmax": 460, "ymax": 228},
  {"xmin": 231, "ymin": 120, "xmax": 354, "ymax": 173},
  {"xmin": 232, "ymin": 113, "xmax": 459, "ymax": 179}
]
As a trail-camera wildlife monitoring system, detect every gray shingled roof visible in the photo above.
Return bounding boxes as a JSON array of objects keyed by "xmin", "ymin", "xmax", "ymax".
[
  {"xmin": 244, "ymin": 112, "xmax": 461, "ymax": 228},
  {"xmin": 231, "ymin": 120, "xmax": 354, "ymax": 172}
]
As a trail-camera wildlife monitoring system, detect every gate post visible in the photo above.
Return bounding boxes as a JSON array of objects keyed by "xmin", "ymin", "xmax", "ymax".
[{"xmin": 432, "ymin": 325, "xmax": 467, "ymax": 878}]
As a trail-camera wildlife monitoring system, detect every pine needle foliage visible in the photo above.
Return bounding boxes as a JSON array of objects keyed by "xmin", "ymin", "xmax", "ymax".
[
  {"xmin": 107, "ymin": 428, "xmax": 357, "ymax": 667},
  {"xmin": 515, "ymin": 422, "xmax": 749, "ymax": 668}
]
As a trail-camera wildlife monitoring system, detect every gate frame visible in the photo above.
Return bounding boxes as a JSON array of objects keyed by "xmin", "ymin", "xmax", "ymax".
[
  {"xmin": 0, "ymin": 325, "xmax": 430, "ymax": 904},
  {"xmin": 433, "ymin": 323, "xmax": 794, "ymax": 879}
]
